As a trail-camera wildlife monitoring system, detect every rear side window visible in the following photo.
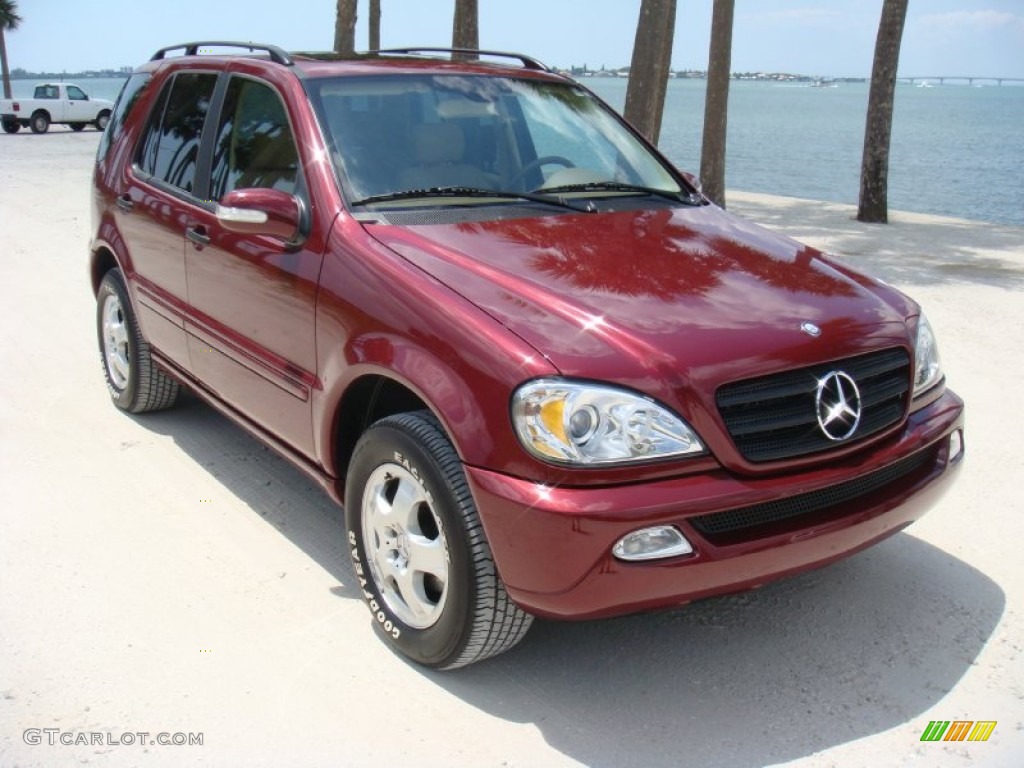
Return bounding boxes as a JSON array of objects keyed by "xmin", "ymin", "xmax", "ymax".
[
  {"xmin": 209, "ymin": 77, "xmax": 301, "ymax": 200},
  {"xmin": 136, "ymin": 72, "xmax": 218, "ymax": 193},
  {"xmin": 97, "ymin": 73, "xmax": 151, "ymax": 163}
]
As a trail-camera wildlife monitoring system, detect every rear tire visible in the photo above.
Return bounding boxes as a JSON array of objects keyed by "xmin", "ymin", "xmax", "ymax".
[
  {"xmin": 2, "ymin": 119, "xmax": 19, "ymax": 134},
  {"xmin": 345, "ymin": 411, "xmax": 533, "ymax": 669},
  {"xmin": 30, "ymin": 111, "xmax": 49, "ymax": 134},
  {"xmin": 95, "ymin": 111, "xmax": 111, "ymax": 131},
  {"xmin": 96, "ymin": 269, "xmax": 180, "ymax": 413}
]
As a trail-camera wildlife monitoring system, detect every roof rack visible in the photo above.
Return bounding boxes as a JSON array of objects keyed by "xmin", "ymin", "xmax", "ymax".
[
  {"xmin": 150, "ymin": 41, "xmax": 293, "ymax": 66},
  {"xmin": 373, "ymin": 47, "xmax": 550, "ymax": 72}
]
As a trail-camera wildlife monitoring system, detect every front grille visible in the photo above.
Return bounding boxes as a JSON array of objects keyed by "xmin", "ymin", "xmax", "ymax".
[
  {"xmin": 716, "ymin": 348, "xmax": 911, "ymax": 462},
  {"xmin": 690, "ymin": 447, "xmax": 933, "ymax": 539}
]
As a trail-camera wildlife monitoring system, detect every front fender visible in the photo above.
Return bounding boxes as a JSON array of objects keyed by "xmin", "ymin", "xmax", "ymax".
[{"xmin": 312, "ymin": 216, "xmax": 556, "ymax": 480}]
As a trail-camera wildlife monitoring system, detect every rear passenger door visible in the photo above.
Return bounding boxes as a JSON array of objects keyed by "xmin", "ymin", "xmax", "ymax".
[
  {"xmin": 120, "ymin": 71, "xmax": 218, "ymax": 370},
  {"xmin": 184, "ymin": 74, "xmax": 322, "ymax": 457}
]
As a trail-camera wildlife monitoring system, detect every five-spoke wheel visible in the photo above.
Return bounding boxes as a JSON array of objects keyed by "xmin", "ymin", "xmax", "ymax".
[
  {"xmin": 101, "ymin": 292, "xmax": 131, "ymax": 390},
  {"xmin": 95, "ymin": 269, "xmax": 180, "ymax": 413},
  {"xmin": 361, "ymin": 462, "xmax": 450, "ymax": 629},
  {"xmin": 345, "ymin": 411, "xmax": 533, "ymax": 668}
]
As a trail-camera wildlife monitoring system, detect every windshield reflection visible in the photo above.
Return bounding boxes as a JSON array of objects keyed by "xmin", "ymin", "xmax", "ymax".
[{"xmin": 310, "ymin": 74, "xmax": 682, "ymax": 204}]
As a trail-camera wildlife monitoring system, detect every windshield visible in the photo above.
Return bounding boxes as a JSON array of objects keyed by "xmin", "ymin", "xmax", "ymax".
[{"xmin": 308, "ymin": 74, "xmax": 683, "ymax": 207}]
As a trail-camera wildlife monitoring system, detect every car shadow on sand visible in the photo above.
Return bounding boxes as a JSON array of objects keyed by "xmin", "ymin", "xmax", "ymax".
[
  {"xmin": 134, "ymin": 392, "xmax": 1003, "ymax": 768},
  {"xmin": 428, "ymin": 535, "xmax": 1003, "ymax": 767}
]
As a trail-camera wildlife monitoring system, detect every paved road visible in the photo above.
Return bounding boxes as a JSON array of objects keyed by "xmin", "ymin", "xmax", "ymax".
[{"xmin": 2, "ymin": 129, "xmax": 1022, "ymax": 767}]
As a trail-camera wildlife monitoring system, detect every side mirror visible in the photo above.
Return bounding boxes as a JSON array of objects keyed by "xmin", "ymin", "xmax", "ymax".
[{"xmin": 216, "ymin": 188, "xmax": 302, "ymax": 242}]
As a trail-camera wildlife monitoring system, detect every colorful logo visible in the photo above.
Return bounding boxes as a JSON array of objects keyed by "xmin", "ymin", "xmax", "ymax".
[{"xmin": 920, "ymin": 720, "xmax": 997, "ymax": 742}]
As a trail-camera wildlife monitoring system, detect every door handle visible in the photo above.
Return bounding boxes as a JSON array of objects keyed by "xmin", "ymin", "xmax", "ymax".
[
  {"xmin": 187, "ymin": 226, "xmax": 210, "ymax": 247},
  {"xmin": 116, "ymin": 195, "xmax": 133, "ymax": 212}
]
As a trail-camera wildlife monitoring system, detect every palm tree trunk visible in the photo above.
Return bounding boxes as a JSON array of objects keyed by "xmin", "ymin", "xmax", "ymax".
[
  {"xmin": 0, "ymin": 28, "xmax": 11, "ymax": 100},
  {"xmin": 369, "ymin": 0, "xmax": 381, "ymax": 51},
  {"xmin": 452, "ymin": 0, "xmax": 479, "ymax": 59},
  {"xmin": 623, "ymin": 0, "xmax": 677, "ymax": 145},
  {"xmin": 699, "ymin": 0, "xmax": 734, "ymax": 208},
  {"xmin": 857, "ymin": 0, "xmax": 909, "ymax": 223},
  {"xmin": 334, "ymin": 0, "xmax": 358, "ymax": 55}
]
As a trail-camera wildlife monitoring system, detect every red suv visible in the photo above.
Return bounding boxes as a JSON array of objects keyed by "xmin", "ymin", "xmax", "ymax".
[{"xmin": 91, "ymin": 42, "xmax": 964, "ymax": 669}]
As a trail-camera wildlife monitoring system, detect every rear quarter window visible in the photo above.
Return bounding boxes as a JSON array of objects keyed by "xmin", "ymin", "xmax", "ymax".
[{"xmin": 97, "ymin": 73, "xmax": 152, "ymax": 163}]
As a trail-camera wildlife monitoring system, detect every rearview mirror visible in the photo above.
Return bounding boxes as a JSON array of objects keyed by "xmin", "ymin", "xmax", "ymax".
[{"xmin": 216, "ymin": 188, "xmax": 302, "ymax": 242}]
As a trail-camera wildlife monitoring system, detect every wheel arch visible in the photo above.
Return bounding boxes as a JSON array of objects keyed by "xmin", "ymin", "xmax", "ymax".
[
  {"xmin": 30, "ymin": 108, "xmax": 51, "ymax": 122},
  {"xmin": 90, "ymin": 245, "xmax": 120, "ymax": 296},
  {"xmin": 319, "ymin": 326, "xmax": 516, "ymax": 494},
  {"xmin": 328, "ymin": 372, "xmax": 436, "ymax": 491}
]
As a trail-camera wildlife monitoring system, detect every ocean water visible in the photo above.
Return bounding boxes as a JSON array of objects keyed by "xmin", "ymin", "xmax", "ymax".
[
  {"xmin": 13, "ymin": 76, "xmax": 1023, "ymax": 226},
  {"xmin": 588, "ymin": 78, "xmax": 1024, "ymax": 227}
]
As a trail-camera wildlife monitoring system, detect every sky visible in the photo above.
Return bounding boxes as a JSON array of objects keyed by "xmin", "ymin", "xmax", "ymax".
[{"xmin": 5, "ymin": 0, "xmax": 1024, "ymax": 79}]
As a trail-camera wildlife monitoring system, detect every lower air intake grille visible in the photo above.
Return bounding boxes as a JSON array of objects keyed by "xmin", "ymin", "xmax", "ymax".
[{"xmin": 690, "ymin": 448, "xmax": 932, "ymax": 538}]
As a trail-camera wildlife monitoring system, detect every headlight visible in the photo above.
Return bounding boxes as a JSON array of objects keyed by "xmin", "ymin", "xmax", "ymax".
[
  {"xmin": 913, "ymin": 313, "xmax": 943, "ymax": 396},
  {"xmin": 511, "ymin": 379, "xmax": 705, "ymax": 465}
]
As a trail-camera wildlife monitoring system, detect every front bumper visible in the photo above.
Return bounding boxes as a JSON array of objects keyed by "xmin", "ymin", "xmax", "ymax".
[{"xmin": 467, "ymin": 389, "xmax": 964, "ymax": 620}]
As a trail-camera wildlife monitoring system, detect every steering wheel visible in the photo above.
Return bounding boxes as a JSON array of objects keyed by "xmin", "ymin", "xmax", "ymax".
[{"xmin": 510, "ymin": 155, "xmax": 575, "ymax": 190}]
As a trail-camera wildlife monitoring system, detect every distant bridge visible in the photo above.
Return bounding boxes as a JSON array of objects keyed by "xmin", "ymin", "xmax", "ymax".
[{"xmin": 900, "ymin": 76, "xmax": 1024, "ymax": 86}]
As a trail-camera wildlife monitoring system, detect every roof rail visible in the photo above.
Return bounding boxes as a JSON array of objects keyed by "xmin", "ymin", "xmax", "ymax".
[
  {"xmin": 150, "ymin": 41, "xmax": 293, "ymax": 66},
  {"xmin": 373, "ymin": 47, "xmax": 550, "ymax": 72}
]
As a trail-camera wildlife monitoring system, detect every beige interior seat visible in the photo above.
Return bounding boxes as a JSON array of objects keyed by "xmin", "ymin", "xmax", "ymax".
[{"xmin": 397, "ymin": 123, "xmax": 492, "ymax": 190}]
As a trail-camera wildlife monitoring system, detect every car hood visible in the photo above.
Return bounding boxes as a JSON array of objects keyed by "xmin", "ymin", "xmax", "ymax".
[{"xmin": 365, "ymin": 204, "xmax": 915, "ymax": 439}]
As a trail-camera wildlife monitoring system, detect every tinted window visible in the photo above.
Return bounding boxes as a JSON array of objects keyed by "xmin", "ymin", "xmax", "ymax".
[
  {"xmin": 67, "ymin": 85, "xmax": 87, "ymax": 100},
  {"xmin": 98, "ymin": 73, "xmax": 151, "ymax": 163},
  {"xmin": 209, "ymin": 77, "xmax": 300, "ymax": 200},
  {"xmin": 136, "ymin": 72, "xmax": 218, "ymax": 193}
]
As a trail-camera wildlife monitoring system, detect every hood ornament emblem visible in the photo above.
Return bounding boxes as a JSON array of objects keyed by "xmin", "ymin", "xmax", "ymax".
[{"xmin": 801, "ymin": 322, "xmax": 822, "ymax": 337}]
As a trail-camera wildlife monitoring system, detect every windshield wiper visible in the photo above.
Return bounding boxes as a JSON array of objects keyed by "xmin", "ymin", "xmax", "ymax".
[
  {"xmin": 536, "ymin": 181, "xmax": 703, "ymax": 206},
  {"xmin": 351, "ymin": 186, "xmax": 592, "ymax": 213}
]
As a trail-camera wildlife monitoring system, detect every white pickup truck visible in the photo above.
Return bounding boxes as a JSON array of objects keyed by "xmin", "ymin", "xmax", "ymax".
[{"xmin": 1, "ymin": 83, "xmax": 114, "ymax": 134}]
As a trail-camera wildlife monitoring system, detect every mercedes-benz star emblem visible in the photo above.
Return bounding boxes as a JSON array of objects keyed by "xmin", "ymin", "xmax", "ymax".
[{"xmin": 815, "ymin": 371, "xmax": 862, "ymax": 441}]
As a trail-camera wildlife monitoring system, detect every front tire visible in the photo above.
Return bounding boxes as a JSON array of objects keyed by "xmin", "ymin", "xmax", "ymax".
[
  {"xmin": 345, "ymin": 412, "xmax": 533, "ymax": 669},
  {"xmin": 2, "ymin": 119, "xmax": 19, "ymax": 134},
  {"xmin": 96, "ymin": 269, "xmax": 180, "ymax": 413},
  {"xmin": 30, "ymin": 111, "xmax": 49, "ymax": 134}
]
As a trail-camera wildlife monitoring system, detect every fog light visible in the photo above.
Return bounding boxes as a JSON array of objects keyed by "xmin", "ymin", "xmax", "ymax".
[
  {"xmin": 613, "ymin": 526, "xmax": 693, "ymax": 562},
  {"xmin": 949, "ymin": 429, "xmax": 965, "ymax": 463}
]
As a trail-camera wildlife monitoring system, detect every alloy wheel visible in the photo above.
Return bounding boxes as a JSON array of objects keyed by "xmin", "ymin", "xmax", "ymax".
[{"xmin": 361, "ymin": 462, "xmax": 449, "ymax": 629}]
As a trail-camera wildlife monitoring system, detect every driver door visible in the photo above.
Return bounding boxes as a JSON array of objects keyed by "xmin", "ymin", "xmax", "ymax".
[{"xmin": 65, "ymin": 85, "xmax": 93, "ymax": 122}]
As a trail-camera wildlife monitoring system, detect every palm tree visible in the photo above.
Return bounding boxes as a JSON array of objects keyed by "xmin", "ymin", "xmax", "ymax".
[
  {"xmin": 699, "ymin": 0, "xmax": 734, "ymax": 207},
  {"xmin": 623, "ymin": 0, "xmax": 677, "ymax": 145},
  {"xmin": 452, "ymin": 0, "xmax": 479, "ymax": 59},
  {"xmin": 369, "ymin": 0, "xmax": 381, "ymax": 51},
  {"xmin": 1, "ymin": 0, "xmax": 22, "ymax": 100},
  {"xmin": 858, "ymin": 0, "xmax": 910, "ymax": 223},
  {"xmin": 334, "ymin": 0, "xmax": 358, "ymax": 55}
]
